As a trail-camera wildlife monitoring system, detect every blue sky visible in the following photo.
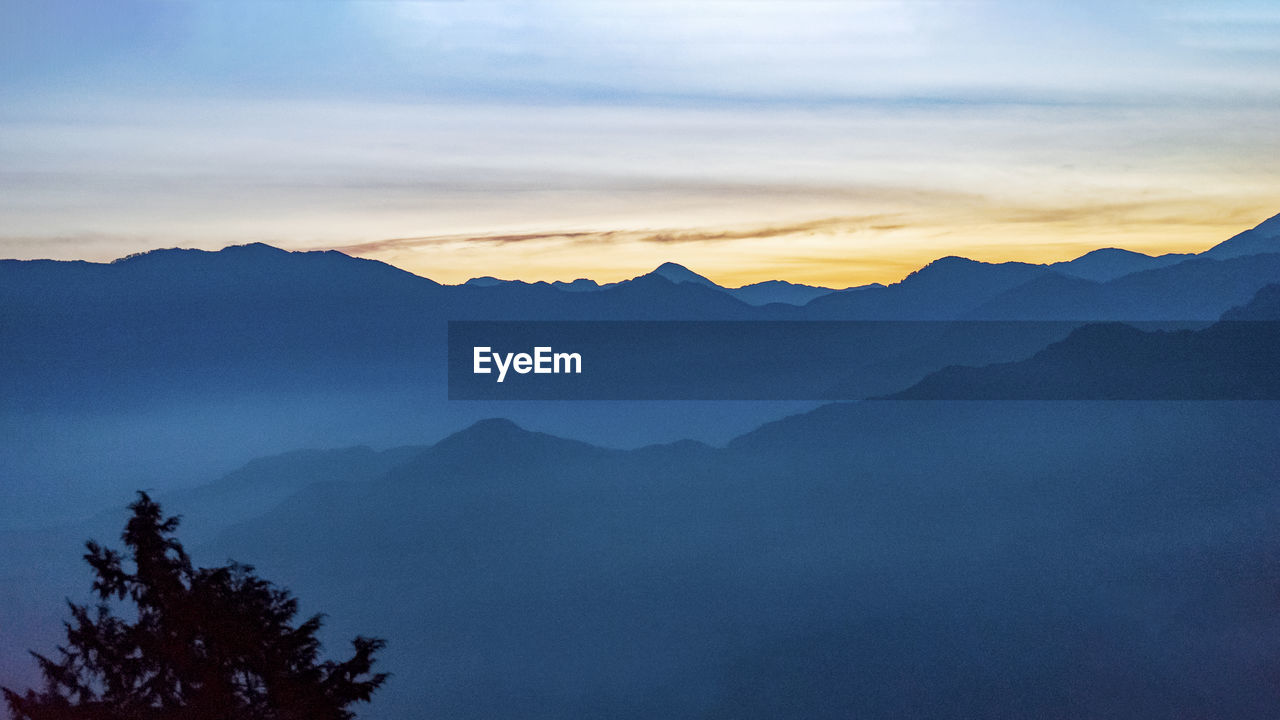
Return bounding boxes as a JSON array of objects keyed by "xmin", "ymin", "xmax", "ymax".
[{"xmin": 2, "ymin": 0, "xmax": 1278, "ymax": 285}]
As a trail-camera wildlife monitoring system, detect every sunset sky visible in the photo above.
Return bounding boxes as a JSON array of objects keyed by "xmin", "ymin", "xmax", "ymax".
[{"xmin": 2, "ymin": 0, "xmax": 1278, "ymax": 286}]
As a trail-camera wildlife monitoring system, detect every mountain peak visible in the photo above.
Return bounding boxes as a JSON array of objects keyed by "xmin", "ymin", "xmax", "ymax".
[
  {"xmin": 112, "ymin": 242, "xmax": 291, "ymax": 265},
  {"xmin": 1050, "ymin": 246, "xmax": 1193, "ymax": 282},
  {"xmin": 922, "ymin": 255, "xmax": 978, "ymax": 267},
  {"xmin": 223, "ymin": 241, "xmax": 288, "ymax": 254},
  {"xmin": 1073, "ymin": 247, "xmax": 1149, "ymax": 260},
  {"xmin": 1254, "ymin": 211, "xmax": 1280, "ymax": 233},
  {"xmin": 458, "ymin": 417, "xmax": 526, "ymax": 436},
  {"xmin": 417, "ymin": 417, "xmax": 610, "ymax": 472},
  {"xmin": 1202, "ymin": 211, "xmax": 1280, "ymax": 260},
  {"xmin": 647, "ymin": 262, "xmax": 720, "ymax": 288}
]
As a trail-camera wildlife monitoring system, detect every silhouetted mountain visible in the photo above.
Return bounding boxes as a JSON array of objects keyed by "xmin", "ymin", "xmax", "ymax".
[
  {"xmin": 630, "ymin": 262, "xmax": 843, "ymax": 306},
  {"xmin": 551, "ymin": 278, "xmax": 602, "ymax": 292},
  {"xmin": 462, "ymin": 263, "xmax": 843, "ymax": 306},
  {"xmin": 645, "ymin": 261, "xmax": 719, "ymax": 288},
  {"xmin": 1221, "ymin": 282, "xmax": 1280, "ymax": 320},
  {"xmin": 441, "ymin": 214, "xmax": 1280, "ymax": 314},
  {"xmin": 1049, "ymin": 247, "xmax": 1193, "ymax": 282},
  {"xmin": 163, "ymin": 444, "xmax": 426, "ymax": 543},
  {"xmin": 9, "ymin": 213, "xmax": 1280, "ymax": 521},
  {"xmin": 1, "ymin": 245, "xmax": 773, "ymax": 409},
  {"xmin": 171, "ymin": 402, "xmax": 1280, "ymax": 719},
  {"xmin": 888, "ymin": 299, "xmax": 1280, "ymax": 400},
  {"xmin": 0, "ymin": 244, "xmax": 802, "ymax": 522},
  {"xmin": 1201, "ymin": 211, "xmax": 1280, "ymax": 259},
  {"xmin": 968, "ymin": 252, "xmax": 1280, "ymax": 319},
  {"xmin": 407, "ymin": 417, "xmax": 616, "ymax": 474},
  {"xmin": 799, "ymin": 256, "xmax": 1051, "ymax": 319},
  {"xmin": 728, "ymin": 279, "xmax": 840, "ymax": 306},
  {"xmin": 463, "ymin": 276, "xmax": 508, "ymax": 287}
]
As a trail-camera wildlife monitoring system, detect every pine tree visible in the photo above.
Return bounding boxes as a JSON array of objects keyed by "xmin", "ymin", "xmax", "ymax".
[{"xmin": 3, "ymin": 492, "xmax": 387, "ymax": 720}]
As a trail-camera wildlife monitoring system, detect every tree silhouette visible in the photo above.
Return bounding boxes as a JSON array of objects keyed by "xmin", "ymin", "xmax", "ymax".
[{"xmin": 3, "ymin": 492, "xmax": 387, "ymax": 720}]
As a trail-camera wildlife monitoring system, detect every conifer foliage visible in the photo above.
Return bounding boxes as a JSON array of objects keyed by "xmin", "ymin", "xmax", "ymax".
[{"xmin": 3, "ymin": 492, "xmax": 386, "ymax": 720}]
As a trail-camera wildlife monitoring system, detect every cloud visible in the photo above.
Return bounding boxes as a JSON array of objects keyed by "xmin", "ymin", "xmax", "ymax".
[
  {"xmin": 326, "ymin": 215, "xmax": 900, "ymax": 256},
  {"xmin": 329, "ymin": 230, "xmax": 618, "ymax": 254},
  {"xmin": 986, "ymin": 200, "xmax": 1273, "ymax": 230},
  {"xmin": 637, "ymin": 216, "xmax": 897, "ymax": 244}
]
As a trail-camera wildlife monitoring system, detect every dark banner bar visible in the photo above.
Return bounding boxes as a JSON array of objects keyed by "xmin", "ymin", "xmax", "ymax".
[{"xmin": 448, "ymin": 320, "xmax": 1280, "ymax": 400}]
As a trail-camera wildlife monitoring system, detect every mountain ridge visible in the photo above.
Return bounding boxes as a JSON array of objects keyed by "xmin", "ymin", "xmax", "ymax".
[{"xmin": 887, "ymin": 283, "xmax": 1280, "ymax": 400}]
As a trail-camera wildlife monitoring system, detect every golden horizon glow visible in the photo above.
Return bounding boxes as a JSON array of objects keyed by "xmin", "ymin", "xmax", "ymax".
[
  {"xmin": 5, "ymin": 2, "xmax": 1280, "ymax": 280},
  {"xmin": 335, "ymin": 201, "xmax": 1276, "ymax": 288}
]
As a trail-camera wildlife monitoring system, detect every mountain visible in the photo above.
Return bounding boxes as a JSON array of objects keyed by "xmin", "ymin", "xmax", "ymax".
[
  {"xmin": 8, "ymin": 394, "xmax": 1280, "ymax": 717},
  {"xmin": 1201, "ymin": 211, "xmax": 1280, "ymax": 260},
  {"xmin": 8, "ymin": 213, "xmax": 1280, "ymax": 520},
  {"xmin": 551, "ymin": 278, "xmax": 603, "ymax": 292},
  {"xmin": 968, "ymin": 252, "xmax": 1280, "ymax": 320},
  {"xmin": 1049, "ymin": 247, "xmax": 1193, "ymax": 282},
  {"xmin": 160, "ymin": 444, "xmax": 426, "ymax": 543},
  {"xmin": 1221, "ymin": 282, "xmax": 1280, "ymax": 320},
  {"xmin": 646, "ymin": 261, "xmax": 719, "ymax": 288},
  {"xmin": 619, "ymin": 263, "xmax": 841, "ymax": 306},
  {"xmin": 170, "ymin": 402, "xmax": 1280, "ymax": 719},
  {"xmin": 799, "ymin": 256, "xmax": 1052, "ymax": 319},
  {"xmin": 447, "ymin": 213, "xmax": 1280, "ymax": 315},
  {"xmin": 462, "ymin": 264, "xmax": 840, "ymax": 306},
  {"xmin": 0, "ymin": 244, "xmax": 794, "ymax": 522},
  {"xmin": 463, "ymin": 276, "xmax": 509, "ymax": 287},
  {"xmin": 886, "ymin": 322, "xmax": 1277, "ymax": 399},
  {"xmin": 888, "ymin": 284, "xmax": 1280, "ymax": 399},
  {"xmin": 464, "ymin": 276, "xmax": 606, "ymax": 293},
  {"xmin": 638, "ymin": 264, "xmax": 842, "ymax": 306},
  {"xmin": 728, "ymin": 279, "xmax": 842, "ymax": 306},
  {"xmin": 1, "ymin": 246, "xmax": 772, "ymax": 408}
]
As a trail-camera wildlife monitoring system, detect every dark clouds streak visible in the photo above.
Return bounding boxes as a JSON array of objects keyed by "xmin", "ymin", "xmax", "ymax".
[{"xmin": 328, "ymin": 215, "xmax": 901, "ymax": 255}]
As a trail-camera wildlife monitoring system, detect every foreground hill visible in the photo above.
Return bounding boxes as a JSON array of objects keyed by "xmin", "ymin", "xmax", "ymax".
[
  {"xmin": 193, "ymin": 404, "xmax": 1280, "ymax": 717},
  {"xmin": 6, "ymin": 397, "xmax": 1280, "ymax": 718}
]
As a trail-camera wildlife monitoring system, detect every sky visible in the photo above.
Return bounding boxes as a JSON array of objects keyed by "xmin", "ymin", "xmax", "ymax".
[{"xmin": 1, "ymin": 0, "xmax": 1278, "ymax": 287}]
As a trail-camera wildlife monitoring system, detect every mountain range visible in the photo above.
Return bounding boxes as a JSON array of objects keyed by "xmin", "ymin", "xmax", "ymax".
[
  {"xmin": 5, "ymin": 213, "xmax": 1280, "ymax": 718},
  {"xmin": 3, "ymin": 211, "xmax": 1280, "ymax": 520},
  {"xmin": 887, "ymin": 283, "xmax": 1280, "ymax": 400},
  {"xmin": 7, "ymin": 399, "xmax": 1280, "ymax": 718},
  {"xmin": 4, "ymin": 211, "xmax": 1279, "ymax": 406},
  {"xmin": 448, "ymin": 211, "xmax": 1280, "ymax": 312}
]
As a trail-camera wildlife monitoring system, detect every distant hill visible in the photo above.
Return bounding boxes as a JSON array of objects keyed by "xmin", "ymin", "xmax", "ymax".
[
  {"xmin": 800, "ymin": 256, "xmax": 1052, "ymax": 319},
  {"xmin": 1202, "ymin": 211, "xmax": 1280, "ymax": 259},
  {"xmin": 8, "ymin": 398, "xmax": 1280, "ymax": 718},
  {"xmin": 730, "ymin": 279, "xmax": 851, "ymax": 306},
  {"xmin": 1221, "ymin": 282, "xmax": 1280, "ymax": 320},
  {"xmin": 460, "ymin": 262, "xmax": 841, "ymax": 306},
  {"xmin": 450, "ymin": 212, "xmax": 1280, "ymax": 314},
  {"xmin": 162, "ymin": 444, "xmax": 426, "ymax": 543},
  {"xmin": 551, "ymin": 278, "xmax": 603, "ymax": 292},
  {"xmin": 7, "ymin": 212, "xmax": 1280, "ymax": 520},
  {"xmin": 888, "ymin": 285, "xmax": 1280, "ymax": 399},
  {"xmin": 1049, "ymin": 247, "xmax": 1193, "ymax": 282},
  {"xmin": 647, "ymin": 261, "xmax": 720, "ymax": 288},
  {"xmin": 967, "ymin": 252, "xmax": 1280, "ymax": 320},
  {"xmin": 185, "ymin": 403, "xmax": 1280, "ymax": 719},
  {"xmin": 0, "ymin": 246, "xmax": 771, "ymax": 408}
]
